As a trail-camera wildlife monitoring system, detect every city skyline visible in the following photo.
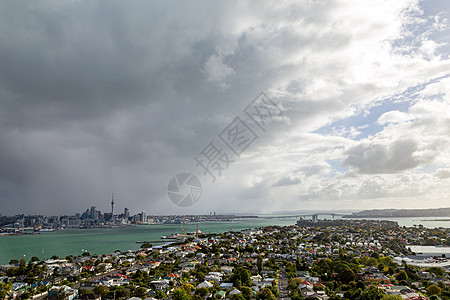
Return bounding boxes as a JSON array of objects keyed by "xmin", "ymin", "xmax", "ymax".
[{"xmin": 0, "ymin": 1, "xmax": 450, "ymax": 215}]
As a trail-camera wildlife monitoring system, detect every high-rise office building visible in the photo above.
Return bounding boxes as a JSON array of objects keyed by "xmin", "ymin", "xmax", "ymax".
[{"xmin": 90, "ymin": 206, "xmax": 96, "ymax": 219}]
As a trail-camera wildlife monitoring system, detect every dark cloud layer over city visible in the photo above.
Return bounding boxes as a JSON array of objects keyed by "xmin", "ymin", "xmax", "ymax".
[{"xmin": 1, "ymin": 0, "xmax": 450, "ymax": 215}]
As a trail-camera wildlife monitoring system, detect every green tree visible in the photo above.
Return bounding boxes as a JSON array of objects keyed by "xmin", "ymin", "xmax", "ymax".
[
  {"xmin": 231, "ymin": 267, "xmax": 251, "ymax": 287},
  {"xmin": 359, "ymin": 286, "xmax": 385, "ymax": 300},
  {"xmin": 113, "ymin": 286, "xmax": 131, "ymax": 299},
  {"xmin": 339, "ymin": 268, "xmax": 356, "ymax": 284},
  {"xmin": 93, "ymin": 285, "xmax": 110, "ymax": 297},
  {"xmin": 135, "ymin": 287, "xmax": 148, "ymax": 298},
  {"xmin": 172, "ymin": 288, "xmax": 190, "ymax": 300},
  {"xmin": 288, "ymin": 278, "xmax": 304, "ymax": 290},
  {"xmin": 427, "ymin": 284, "xmax": 442, "ymax": 296},
  {"xmin": 291, "ymin": 289, "xmax": 306, "ymax": 300},
  {"xmin": 311, "ymin": 259, "xmax": 331, "ymax": 278},
  {"xmin": 256, "ymin": 287, "xmax": 276, "ymax": 300},
  {"xmin": 257, "ymin": 255, "xmax": 263, "ymax": 273},
  {"xmin": 195, "ymin": 287, "xmax": 209, "ymax": 297},
  {"xmin": 230, "ymin": 294, "xmax": 246, "ymax": 300},
  {"xmin": 240, "ymin": 269, "xmax": 251, "ymax": 286},
  {"xmin": 379, "ymin": 257, "xmax": 394, "ymax": 268},
  {"xmin": 241, "ymin": 286, "xmax": 252, "ymax": 300},
  {"xmin": 268, "ymin": 286, "xmax": 279, "ymax": 298},
  {"xmin": 195, "ymin": 270, "xmax": 206, "ymax": 282},
  {"xmin": 367, "ymin": 257, "xmax": 378, "ymax": 266},
  {"xmin": 182, "ymin": 284, "xmax": 194, "ymax": 293},
  {"xmin": 79, "ymin": 289, "xmax": 94, "ymax": 295},
  {"xmin": 18, "ymin": 258, "xmax": 27, "ymax": 275},
  {"xmin": 426, "ymin": 267, "xmax": 445, "ymax": 277},
  {"xmin": 0, "ymin": 282, "xmax": 13, "ymax": 299},
  {"xmin": 395, "ymin": 270, "xmax": 408, "ymax": 281},
  {"xmin": 233, "ymin": 279, "xmax": 242, "ymax": 289},
  {"xmin": 155, "ymin": 290, "xmax": 166, "ymax": 299}
]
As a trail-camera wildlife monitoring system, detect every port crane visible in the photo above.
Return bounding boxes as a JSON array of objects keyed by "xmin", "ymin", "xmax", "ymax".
[{"xmin": 180, "ymin": 222, "xmax": 185, "ymax": 236}]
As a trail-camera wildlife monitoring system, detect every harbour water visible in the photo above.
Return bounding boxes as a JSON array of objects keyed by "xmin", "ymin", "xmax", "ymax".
[
  {"xmin": 0, "ymin": 217, "xmax": 298, "ymax": 265},
  {"xmin": 1, "ymin": 216, "xmax": 449, "ymax": 265}
]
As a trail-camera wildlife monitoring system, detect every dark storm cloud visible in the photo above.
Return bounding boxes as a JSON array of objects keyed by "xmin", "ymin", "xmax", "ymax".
[
  {"xmin": 0, "ymin": 2, "xmax": 178, "ymax": 213},
  {"xmin": 0, "ymin": 0, "xmax": 280, "ymax": 214},
  {"xmin": 0, "ymin": 2, "xmax": 200, "ymax": 125},
  {"xmin": 343, "ymin": 139, "xmax": 427, "ymax": 174},
  {"xmin": 1, "ymin": 0, "xmax": 449, "ymax": 214}
]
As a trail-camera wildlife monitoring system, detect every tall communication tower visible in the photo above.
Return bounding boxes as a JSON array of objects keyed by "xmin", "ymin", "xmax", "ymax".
[{"xmin": 111, "ymin": 192, "xmax": 115, "ymax": 219}]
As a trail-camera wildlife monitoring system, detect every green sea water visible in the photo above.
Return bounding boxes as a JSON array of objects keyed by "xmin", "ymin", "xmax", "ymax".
[{"xmin": 0, "ymin": 217, "xmax": 298, "ymax": 265}]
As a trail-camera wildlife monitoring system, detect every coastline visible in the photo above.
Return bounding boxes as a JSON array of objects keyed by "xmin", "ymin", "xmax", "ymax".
[{"xmin": 2, "ymin": 215, "xmax": 450, "ymax": 265}]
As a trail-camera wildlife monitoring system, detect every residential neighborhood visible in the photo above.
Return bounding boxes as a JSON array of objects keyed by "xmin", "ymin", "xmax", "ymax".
[{"xmin": 1, "ymin": 219, "xmax": 450, "ymax": 300}]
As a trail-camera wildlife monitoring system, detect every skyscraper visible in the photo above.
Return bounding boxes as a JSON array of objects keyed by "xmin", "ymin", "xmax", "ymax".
[{"xmin": 90, "ymin": 206, "xmax": 96, "ymax": 219}]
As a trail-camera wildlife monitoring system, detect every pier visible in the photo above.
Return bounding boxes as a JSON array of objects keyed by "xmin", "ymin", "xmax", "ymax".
[{"xmin": 135, "ymin": 240, "xmax": 177, "ymax": 243}]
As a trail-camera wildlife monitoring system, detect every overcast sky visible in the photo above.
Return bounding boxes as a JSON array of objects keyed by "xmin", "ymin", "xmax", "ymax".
[{"xmin": 1, "ymin": 0, "xmax": 450, "ymax": 216}]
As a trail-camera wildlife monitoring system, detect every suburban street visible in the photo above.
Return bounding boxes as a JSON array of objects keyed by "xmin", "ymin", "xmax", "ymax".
[{"xmin": 277, "ymin": 263, "xmax": 290, "ymax": 300}]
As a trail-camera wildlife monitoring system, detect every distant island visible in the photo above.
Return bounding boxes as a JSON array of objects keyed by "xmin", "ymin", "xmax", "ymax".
[{"xmin": 343, "ymin": 207, "xmax": 450, "ymax": 218}]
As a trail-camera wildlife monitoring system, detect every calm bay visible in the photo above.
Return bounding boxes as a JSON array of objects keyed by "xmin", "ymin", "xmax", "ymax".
[{"xmin": 0, "ymin": 217, "xmax": 298, "ymax": 265}]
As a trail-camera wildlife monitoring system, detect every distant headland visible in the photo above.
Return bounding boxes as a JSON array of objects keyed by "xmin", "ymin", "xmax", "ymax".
[{"xmin": 343, "ymin": 207, "xmax": 450, "ymax": 218}]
